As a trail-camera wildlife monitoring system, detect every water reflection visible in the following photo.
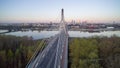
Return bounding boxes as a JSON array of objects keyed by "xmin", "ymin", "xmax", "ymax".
[
  {"xmin": 69, "ymin": 31, "xmax": 120, "ymax": 38},
  {"xmin": 0, "ymin": 30, "xmax": 8, "ymax": 33},
  {"xmin": 5, "ymin": 31, "xmax": 59, "ymax": 39},
  {"xmin": 3, "ymin": 30, "xmax": 120, "ymax": 39}
]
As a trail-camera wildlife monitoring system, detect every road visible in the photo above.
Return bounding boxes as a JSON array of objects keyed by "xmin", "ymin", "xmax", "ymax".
[
  {"xmin": 26, "ymin": 8, "xmax": 68, "ymax": 68},
  {"xmin": 27, "ymin": 29, "xmax": 68, "ymax": 68}
]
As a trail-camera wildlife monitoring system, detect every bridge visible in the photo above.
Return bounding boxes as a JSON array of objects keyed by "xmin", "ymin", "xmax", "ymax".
[{"xmin": 26, "ymin": 9, "xmax": 68, "ymax": 68}]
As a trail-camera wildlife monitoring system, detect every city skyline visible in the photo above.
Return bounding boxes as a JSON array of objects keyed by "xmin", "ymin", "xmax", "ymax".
[{"xmin": 0, "ymin": 0, "xmax": 120, "ymax": 23}]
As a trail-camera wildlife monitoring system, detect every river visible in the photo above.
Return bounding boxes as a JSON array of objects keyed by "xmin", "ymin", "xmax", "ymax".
[{"xmin": 0, "ymin": 30, "xmax": 119, "ymax": 39}]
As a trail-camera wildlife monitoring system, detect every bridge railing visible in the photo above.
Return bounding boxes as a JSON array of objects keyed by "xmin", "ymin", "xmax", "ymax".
[{"xmin": 25, "ymin": 39, "xmax": 46, "ymax": 68}]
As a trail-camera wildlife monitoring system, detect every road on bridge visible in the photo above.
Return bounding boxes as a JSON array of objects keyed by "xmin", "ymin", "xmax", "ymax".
[{"xmin": 26, "ymin": 8, "xmax": 68, "ymax": 68}]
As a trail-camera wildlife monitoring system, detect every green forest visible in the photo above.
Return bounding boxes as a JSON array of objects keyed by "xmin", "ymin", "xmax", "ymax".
[
  {"xmin": 0, "ymin": 35, "xmax": 120, "ymax": 68},
  {"xmin": 0, "ymin": 35, "xmax": 46, "ymax": 68},
  {"xmin": 69, "ymin": 36, "xmax": 120, "ymax": 68}
]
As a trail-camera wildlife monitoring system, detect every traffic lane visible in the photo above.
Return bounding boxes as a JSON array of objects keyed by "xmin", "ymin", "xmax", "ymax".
[
  {"xmin": 61, "ymin": 37, "xmax": 68, "ymax": 68},
  {"xmin": 28, "ymin": 35, "xmax": 59, "ymax": 68},
  {"xmin": 55, "ymin": 32, "xmax": 66, "ymax": 68},
  {"xmin": 36, "ymin": 37, "xmax": 59, "ymax": 68}
]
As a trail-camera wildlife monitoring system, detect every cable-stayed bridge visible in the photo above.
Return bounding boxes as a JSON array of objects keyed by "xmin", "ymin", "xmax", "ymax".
[{"xmin": 26, "ymin": 9, "xmax": 68, "ymax": 68}]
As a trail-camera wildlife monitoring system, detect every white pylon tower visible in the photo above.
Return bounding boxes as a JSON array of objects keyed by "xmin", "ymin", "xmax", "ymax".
[
  {"xmin": 59, "ymin": 8, "xmax": 67, "ymax": 33},
  {"xmin": 61, "ymin": 8, "xmax": 65, "ymax": 22}
]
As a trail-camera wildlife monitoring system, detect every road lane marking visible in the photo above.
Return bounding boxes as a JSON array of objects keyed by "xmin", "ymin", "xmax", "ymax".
[
  {"xmin": 58, "ymin": 65, "xmax": 60, "ymax": 68},
  {"xmin": 60, "ymin": 55, "xmax": 62, "ymax": 59},
  {"xmin": 35, "ymin": 63, "xmax": 38, "ymax": 68},
  {"xmin": 62, "ymin": 49, "xmax": 63, "ymax": 53},
  {"xmin": 42, "ymin": 54, "xmax": 45, "ymax": 58}
]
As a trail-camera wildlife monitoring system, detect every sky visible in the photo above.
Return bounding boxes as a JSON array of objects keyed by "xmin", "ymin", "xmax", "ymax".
[{"xmin": 0, "ymin": 0, "xmax": 120, "ymax": 23}]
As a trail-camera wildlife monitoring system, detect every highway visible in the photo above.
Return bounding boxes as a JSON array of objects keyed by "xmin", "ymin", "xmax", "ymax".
[
  {"xmin": 27, "ymin": 34, "xmax": 58, "ymax": 68},
  {"xmin": 54, "ymin": 29, "xmax": 68, "ymax": 68},
  {"xmin": 26, "ymin": 9, "xmax": 68, "ymax": 68},
  {"xmin": 27, "ymin": 29, "xmax": 68, "ymax": 68}
]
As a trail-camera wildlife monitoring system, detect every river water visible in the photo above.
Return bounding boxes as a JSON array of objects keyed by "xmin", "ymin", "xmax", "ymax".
[{"xmin": 0, "ymin": 30, "xmax": 119, "ymax": 39}]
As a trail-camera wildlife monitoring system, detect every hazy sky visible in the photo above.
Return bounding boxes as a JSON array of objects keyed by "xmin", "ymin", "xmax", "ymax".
[{"xmin": 0, "ymin": 0, "xmax": 120, "ymax": 23}]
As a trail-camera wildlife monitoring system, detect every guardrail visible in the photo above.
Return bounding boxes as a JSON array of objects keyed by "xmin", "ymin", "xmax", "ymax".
[{"xmin": 25, "ymin": 39, "xmax": 46, "ymax": 68}]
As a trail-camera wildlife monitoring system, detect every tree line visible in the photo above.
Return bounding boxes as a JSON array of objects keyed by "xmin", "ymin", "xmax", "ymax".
[
  {"xmin": 0, "ymin": 35, "xmax": 120, "ymax": 68},
  {"xmin": 0, "ymin": 35, "xmax": 44, "ymax": 68},
  {"xmin": 69, "ymin": 36, "xmax": 120, "ymax": 68}
]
